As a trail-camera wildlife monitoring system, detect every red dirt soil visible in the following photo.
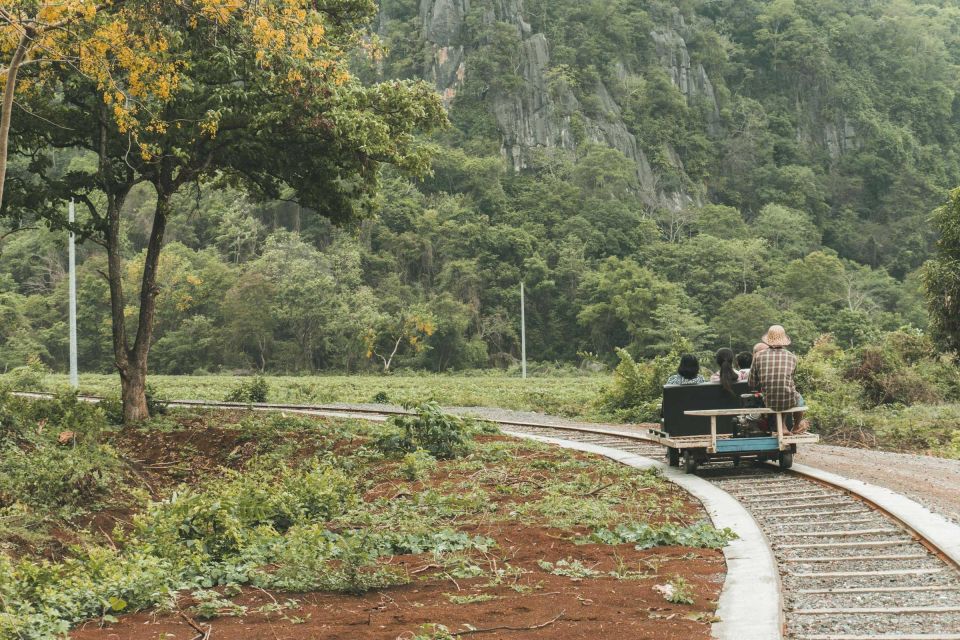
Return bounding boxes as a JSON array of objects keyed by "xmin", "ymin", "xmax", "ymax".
[
  {"xmin": 67, "ymin": 415, "xmax": 724, "ymax": 640},
  {"xmin": 71, "ymin": 532, "xmax": 723, "ymax": 640}
]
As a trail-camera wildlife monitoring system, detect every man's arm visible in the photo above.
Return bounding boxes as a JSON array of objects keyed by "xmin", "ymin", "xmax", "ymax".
[{"xmin": 749, "ymin": 354, "xmax": 760, "ymax": 390}]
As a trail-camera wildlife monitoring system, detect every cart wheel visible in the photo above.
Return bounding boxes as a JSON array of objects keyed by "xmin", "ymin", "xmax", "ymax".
[
  {"xmin": 683, "ymin": 450, "xmax": 697, "ymax": 474},
  {"xmin": 667, "ymin": 447, "xmax": 680, "ymax": 467},
  {"xmin": 779, "ymin": 451, "xmax": 794, "ymax": 470}
]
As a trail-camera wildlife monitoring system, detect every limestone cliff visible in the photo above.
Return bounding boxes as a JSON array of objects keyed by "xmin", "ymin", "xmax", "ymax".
[
  {"xmin": 414, "ymin": 0, "xmax": 686, "ymax": 205},
  {"xmin": 401, "ymin": 0, "xmax": 849, "ymax": 212}
]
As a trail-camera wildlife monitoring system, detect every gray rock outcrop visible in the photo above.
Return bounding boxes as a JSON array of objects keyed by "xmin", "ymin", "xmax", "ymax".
[
  {"xmin": 406, "ymin": 0, "xmax": 721, "ymax": 208},
  {"xmin": 649, "ymin": 17, "xmax": 720, "ymax": 134}
]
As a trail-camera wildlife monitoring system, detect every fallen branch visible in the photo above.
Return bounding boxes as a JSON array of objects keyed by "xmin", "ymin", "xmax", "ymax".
[
  {"xmin": 411, "ymin": 563, "xmax": 440, "ymax": 575},
  {"xmin": 582, "ymin": 482, "xmax": 617, "ymax": 497},
  {"xmin": 458, "ymin": 610, "xmax": 565, "ymax": 636},
  {"xmin": 178, "ymin": 609, "xmax": 212, "ymax": 640}
]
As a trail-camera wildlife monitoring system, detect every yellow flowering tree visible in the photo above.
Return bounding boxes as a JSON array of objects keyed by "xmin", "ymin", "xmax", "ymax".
[
  {"xmin": 1, "ymin": 1, "xmax": 96, "ymax": 210},
  {"xmin": 9, "ymin": 0, "xmax": 446, "ymax": 422},
  {"xmin": 364, "ymin": 308, "xmax": 437, "ymax": 373}
]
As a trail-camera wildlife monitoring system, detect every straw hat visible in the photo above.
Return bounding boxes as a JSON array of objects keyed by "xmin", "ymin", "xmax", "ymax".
[{"xmin": 762, "ymin": 325, "xmax": 791, "ymax": 347}]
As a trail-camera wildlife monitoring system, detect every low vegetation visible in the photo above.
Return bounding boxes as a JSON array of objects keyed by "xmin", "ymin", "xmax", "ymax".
[
  {"xmin": 21, "ymin": 369, "xmax": 607, "ymax": 418},
  {"xmin": 0, "ymin": 391, "xmax": 732, "ymax": 639}
]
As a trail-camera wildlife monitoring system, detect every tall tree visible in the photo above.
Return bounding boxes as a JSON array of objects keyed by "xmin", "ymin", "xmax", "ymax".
[
  {"xmin": 11, "ymin": 0, "xmax": 446, "ymax": 421},
  {"xmin": 923, "ymin": 188, "xmax": 960, "ymax": 353}
]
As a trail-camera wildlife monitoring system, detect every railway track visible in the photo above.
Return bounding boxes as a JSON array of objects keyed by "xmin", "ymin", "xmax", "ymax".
[
  {"xmin": 18, "ymin": 392, "xmax": 960, "ymax": 638},
  {"xmin": 502, "ymin": 423, "xmax": 960, "ymax": 640}
]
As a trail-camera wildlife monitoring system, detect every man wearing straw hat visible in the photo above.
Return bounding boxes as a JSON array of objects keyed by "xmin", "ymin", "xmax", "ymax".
[{"xmin": 748, "ymin": 325, "xmax": 809, "ymax": 434}]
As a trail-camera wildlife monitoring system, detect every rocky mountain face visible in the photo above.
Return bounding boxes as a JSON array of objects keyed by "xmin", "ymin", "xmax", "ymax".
[
  {"xmin": 388, "ymin": 0, "xmax": 861, "ymax": 211},
  {"xmin": 409, "ymin": 0, "xmax": 724, "ymax": 208}
]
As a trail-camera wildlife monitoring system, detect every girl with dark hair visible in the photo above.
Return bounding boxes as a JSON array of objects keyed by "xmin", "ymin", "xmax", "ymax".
[
  {"xmin": 666, "ymin": 354, "xmax": 704, "ymax": 385},
  {"xmin": 709, "ymin": 348, "xmax": 738, "ymax": 394},
  {"xmin": 736, "ymin": 351, "xmax": 752, "ymax": 381}
]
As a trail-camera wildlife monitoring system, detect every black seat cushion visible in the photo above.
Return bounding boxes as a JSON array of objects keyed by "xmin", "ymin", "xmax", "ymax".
[{"xmin": 661, "ymin": 382, "xmax": 750, "ymax": 437}]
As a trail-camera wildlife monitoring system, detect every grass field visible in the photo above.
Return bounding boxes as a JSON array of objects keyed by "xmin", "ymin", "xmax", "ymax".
[{"xmin": 33, "ymin": 372, "xmax": 609, "ymax": 418}]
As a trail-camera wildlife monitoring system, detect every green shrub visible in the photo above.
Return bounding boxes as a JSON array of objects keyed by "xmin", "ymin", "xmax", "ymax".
[
  {"xmin": 948, "ymin": 430, "xmax": 960, "ymax": 459},
  {"xmin": 400, "ymin": 449, "xmax": 438, "ymax": 480},
  {"xmin": 848, "ymin": 330, "xmax": 941, "ymax": 405},
  {"xmin": 596, "ymin": 340, "xmax": 691, "ymax": 422},
  {"xmin": 0, "ymin": 442, "xmax": 121, "ymax": 513},
  {"xmin": 132, "ymin": 463, "xmax": 357, "ymax": 563},
  {"xmin": 224, "ymin": 376, "xmax": 270, "ymax": 403},
  {"xmin": 0, "ymin": 547, "xmax": 175, "ymax": 640},
  {"xmin": 796, "ymin": 336, "xmax": 866, "ymax": 437},
  {"xmin": 586, "ymin": 521, "xmax": 738, "ymax": 550},
  {"xmin": 0, "ymin": 392, "xmax": 118, "ymax": 514},
  {"xmin": 264, "ymin": 527, "xmax": 410, "ymax": 594},
  {"xmin": 1, "ymin": 390, "xmax": 108, "ymax": 441},
  {"xmin": 145, "ymin": 383, "xmax": 169, "ymax": 416},
  {"xmin": 861, "ymin": 404, "xmax": 960, "ymax": 453},
  {"xmin": 376, "ymin": 402, "xmax": 474, "ymax": 459},
  {"xmin": 5, "ymin": 356, "xmax": 49, "ymax": 391}
]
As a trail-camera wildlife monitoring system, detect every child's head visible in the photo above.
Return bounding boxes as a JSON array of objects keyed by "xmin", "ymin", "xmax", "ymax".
[
  {"xmin": 736, "ymin": 351, "xmax": 752, "ymax": 369},
  {"xmin": 677, "ymin": 354, "xmax": 699, "ymax": 379}
]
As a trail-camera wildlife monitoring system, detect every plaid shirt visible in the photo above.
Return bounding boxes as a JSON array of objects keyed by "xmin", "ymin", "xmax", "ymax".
[{"xmin": 748, "ymin": 347, "xmax": 800, "ymax": 411}]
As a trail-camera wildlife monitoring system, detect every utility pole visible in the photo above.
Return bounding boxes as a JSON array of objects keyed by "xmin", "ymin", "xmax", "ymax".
[
  {"xmin": 520, "ymin": 282, "xmax": 527, "ymax": 379},
  {"xmin": 68, "ymin": 199, "xmax": 78, "ymax": 389}
]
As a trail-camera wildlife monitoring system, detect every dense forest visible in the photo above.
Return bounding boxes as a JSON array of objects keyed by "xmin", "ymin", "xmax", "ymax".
[{"xmin": 2, "ymin": 0, "xmax": 959, "ymax": 374}]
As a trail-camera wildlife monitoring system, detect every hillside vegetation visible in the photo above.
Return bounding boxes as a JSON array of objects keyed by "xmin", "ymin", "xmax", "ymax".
[{"xmin": 2, "ymin": 1, "xmax": 957, "ymax": 376}]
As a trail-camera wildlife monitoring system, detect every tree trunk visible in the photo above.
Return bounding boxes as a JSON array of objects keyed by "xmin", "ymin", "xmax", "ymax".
[
  {"xmin": 0, "ymin": 32, "xmax": 30, "ymax": 211},
  {"xmin": 104, "ymin": 187, "xmax": 140, "ymax": 423},
  {"xmin": 118, "ymin": 189, "xmax": 171, "ymax": 423},
  {"xmin": 120, "ymin": 364, "xmax": 149, "ymax": 422}
]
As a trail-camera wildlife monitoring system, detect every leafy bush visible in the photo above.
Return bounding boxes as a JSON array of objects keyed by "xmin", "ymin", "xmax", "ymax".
[
  {"xmin": 860, "ymin": 404, "xmax": 960, "ymax": 454},
  {"xmin": 132, "ymin": 463, "xmax": 357, "ymax": 563},
  {"xmin": 796, "ymin": 336, "xmax": 866, "ymax": 437},
  {"xmin": 224, "ymin": 376, "xmax": 270, "ymax": 403},
  {"xmin": 797, "ymin": 332, "xmax": 960, "ymax": 449},
  {"xmin": 376, "ymin": 402, "xmax": 474, "ymax": 459},
  {"xmin": 4, "ymin": 355, "xmax": 49, "ymax": 391},
  {"xmin": 586, "ymin": 521, "xmax": 738, "ymax": 550},
  {"xmin": 400, "ymin": 449, "xmax": 438, "ymax": 480},
  {"xmin": 0, "ymin": 392, "xmax": 119, "ymax": 515},
  {"xmin": 145, "ymin": 383, "xmax": 169, "ymax": 416},
  {"xmin": 1, "ymin": 390, "xmax": 108, "ymax": 441},
  {"xmin": 0, "ymin": 548, "xmax": 175, "ymax": 640},
  {"xmin": 0, "ymin": 442, "xmax": 121, "ymax": 513},
  {"xmin": 596, "ymin": 339, "xmax": 691, "ymax": 422},
  {"xmin": 264, "ymin": 526, "xmax": 411, "ymax": 594}
]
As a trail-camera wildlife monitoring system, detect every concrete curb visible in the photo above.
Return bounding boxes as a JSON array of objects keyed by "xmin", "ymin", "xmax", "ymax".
[
  {"xmin": 792, "ymin": 462, "xmax": 960, "ymax": 568},
  {"xmin": 503, "ymin": 430, "xmax": 783, "ymax": 640}
]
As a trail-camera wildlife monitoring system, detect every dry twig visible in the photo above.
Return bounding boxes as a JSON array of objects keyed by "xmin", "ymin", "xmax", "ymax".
[
  {"xmin": 458, "ymin": 610, "xmax": 565, "ymax": 635},
  {"xmin": 178, "ymin": 609, "xmax": 212, "ymax": 640}
]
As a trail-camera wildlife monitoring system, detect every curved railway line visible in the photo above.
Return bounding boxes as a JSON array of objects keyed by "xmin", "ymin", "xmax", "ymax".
[{"xmin": 18, "ymin": 392, "xmax": 960, "ymax": 639}]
